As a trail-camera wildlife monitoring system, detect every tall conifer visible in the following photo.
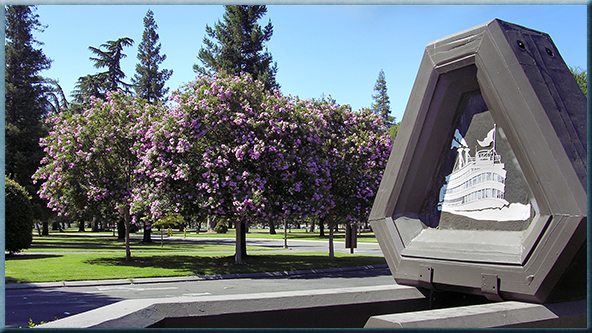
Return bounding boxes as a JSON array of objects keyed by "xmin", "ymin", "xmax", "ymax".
[
  {"xmin": 5, "ymin": 5, "xmax": 52, "ymax": 218},
  {"xmin": 194, "ymin": 5, "xmax": 279, "ymax": 90},
  {"xmin": 73, "ymin": 37, "xmax": 134, "ymax": 104},
  {"xmin": 371, "ymin": 69, "xmax": 394, "ymax": 127},
  {"xmin": 133, "ymin": 9, "xmax": 173, "ymax": 104}
]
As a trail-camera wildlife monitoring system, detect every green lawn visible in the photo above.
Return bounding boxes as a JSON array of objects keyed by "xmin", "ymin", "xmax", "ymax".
[
  {"xmin": 6, "ymin": 233, "xmax": 385, "ymax": 284},
  {"xmin": 6, "ymin": 252, "xmax": 386, "ymax": 284},
  {"xmin": 22, "ymin": 234, "xmax": 272, "ymax": 253}
]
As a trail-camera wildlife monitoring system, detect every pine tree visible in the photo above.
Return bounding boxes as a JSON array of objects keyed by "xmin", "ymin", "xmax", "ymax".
[
  {"xmin": 194, "ymin": 5, "xmax": 279, "ymax": 90},
  {"xmin": 5, "ymin": 5, "xmax": 52, "ymax": 218},
  {"xmin": 371, "ymin": 69, "xmax": 394, "ymax": 127},
  {"xmin": 73, "ymin": 37, "xmax": 134, "ymax": 104},
  {"xmin": 133, "ymin": 9, "xmax": 173, "ymax": 104}
]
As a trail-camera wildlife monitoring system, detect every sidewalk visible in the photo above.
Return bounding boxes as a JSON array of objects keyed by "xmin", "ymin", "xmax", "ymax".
[{"xmin": 5, "ymin": 264, "xmax": 388, "ymax": 290}]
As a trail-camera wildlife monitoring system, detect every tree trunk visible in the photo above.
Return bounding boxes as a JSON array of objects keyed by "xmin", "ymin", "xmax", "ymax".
[
  {"xmin": 78, "ymin": 221, "xmax": 85, "ymax": 232},
  {"xmin": 235, "ymin": 219, "xmax": 243, "ymax": 265},
  {"xmin": 143, "ymin": 222, "xmax": 152, "ymax": 243},
  {"xmin": 42, "ymin": 221, "xmax": 49, "ymax": 235},
  {"xmin": 123, "ymin": 207, "xmax": 131, "ymax": 261},
  {"xmin": 91, "ymin": 216, "xmax": 98, "ymax": 232},
  {"xmin": 269, "ymin": 220, "xmax": 276, "ymax": 234},
  {"xmin": 241, "ymin": 220, "xmax": 247, "ymax": 257},
  {"xmin": 207, "ymin": 216, "xmax": 216, "ymax": 233},
  {"xmin": 310, "ymin": 219, "xmax": 315, "ymax": 233},
  {"xmin": 328, "ymin": 217, "xmax": 335, "ymax": 260},
  {"xmin": 284, "ymin": 218, "xmax": 288, "ymax": 248},
  {"xmin": 319, "ymin": 218, "xmax": 325, "ymax": 237},
  {"xmin": 117, "ymin": 220, "xmax": 125, "ymax": 240}
]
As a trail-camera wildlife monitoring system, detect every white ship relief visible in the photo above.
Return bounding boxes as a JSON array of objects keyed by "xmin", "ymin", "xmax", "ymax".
[{"xmin": 438, "ymin": 125, "xmax": 531, "ymax": 221}]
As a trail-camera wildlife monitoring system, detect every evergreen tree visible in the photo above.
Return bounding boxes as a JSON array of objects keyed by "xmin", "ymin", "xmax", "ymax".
[
  {"xmin": 569, "ymin": 66, "xmax": 587, "ymax": 97},
  {"xmin": 72, "ymin": 37, "xmax": 134, "ymax": 104},
  {"xmin": 371, "ymin": 69, "xmax": 394, "ymax": 127},
  {"xmin": 5, "ymin": 5, "xmax": 52, "ymax": 219},
  {"xmin": 194, "ymin": 5, "xmax": 279, "ymax": 90},
  {"xmin": 133, "ymin": 9, "xmax": 173, "ymax": 104},
  {"xmin": 41, "ymin": 78, "xmax": 69, "ymax": 113}
]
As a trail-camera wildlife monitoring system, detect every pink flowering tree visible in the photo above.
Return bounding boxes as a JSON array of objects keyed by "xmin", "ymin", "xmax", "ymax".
[
  {"xmin": 146, "ymin": 74, "xmax": 391, "ymax": 262},
  {"xmin": 317, "ymin": 103, "xmax": 393, "ymax": 259},
  {"xmin": 246, "ymin": 94, "xmax": 334, "ymax": 247},
  {"xmin": 153, "ymin": 74, "xmax": 333, "ymax": 264},
  {"xmin": 33, "ymin": 92, "xmax": 164, "ymax": 261}
]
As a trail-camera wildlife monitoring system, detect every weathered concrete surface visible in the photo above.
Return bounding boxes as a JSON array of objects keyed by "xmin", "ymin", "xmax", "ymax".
[
  {"xmin": 35, "ymin": 284, "xmax": 427, "ymax": 328},
  {"xmin": 364, "ymin": 300, "xmax": 587, "ymax": 328}
]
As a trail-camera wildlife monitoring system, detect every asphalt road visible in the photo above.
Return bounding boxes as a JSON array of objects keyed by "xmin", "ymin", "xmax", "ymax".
[{"xmin": 5, "ymin": 266, "xmax": 395, "ymax": 328}]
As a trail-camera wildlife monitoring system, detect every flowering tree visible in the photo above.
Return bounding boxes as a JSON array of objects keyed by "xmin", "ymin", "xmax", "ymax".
[
  {"xmin": 317, "ymin": 103, "xmax": 392, "ymax": 259},
  {"xmin": 158, "ymin": 74, "xmax": 390, "ymax": 262},
  {"xmin": 33, "ymin": 92, "xmax": 164, "ymax": 261},
  {"xmin": 34, "ymin": 72, "xmax": 392, "ymax": 264},
  {"xmin": 147, "ymin": 74, "xmax": 331, "ymax": 263}
]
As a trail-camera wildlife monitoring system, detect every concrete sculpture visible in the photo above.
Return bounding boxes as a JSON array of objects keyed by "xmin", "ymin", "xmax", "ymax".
[{"xmin": 369, "ymin": 19, "xmax": 586, "ymax": 304}]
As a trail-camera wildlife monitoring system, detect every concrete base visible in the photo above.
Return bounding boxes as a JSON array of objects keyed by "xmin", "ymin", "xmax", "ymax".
[
  {"xmin": 35, "ymin": 284, "xmax": 427, "ymax": 328},
  {"xmin": 364, "ymin": 299, "xmax": 587, "ymax": 328}
]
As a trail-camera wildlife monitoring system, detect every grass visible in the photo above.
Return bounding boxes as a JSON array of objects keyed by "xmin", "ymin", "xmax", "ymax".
[
  {"xmin": 23, "ymin": 234, "xmax": 272, "ymax": 253},
  {"xmin": 5, "ymin": 252, "xmax": 386, "ymax": 284},
  {"xmin": 51, "ymin": 225, "xmax": 379, "ymax": 243},
  {"xmin": 6, "ymin": 233, "xmax": 385, "ymax": 284}
]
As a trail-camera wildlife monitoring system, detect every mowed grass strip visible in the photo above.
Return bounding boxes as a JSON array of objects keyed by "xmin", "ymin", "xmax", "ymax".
[
  {"xmin": 5, "ymin": 252, "xmax": 386, "ymax": 284},
  {"xmin": 22, "ymin": 235, "xmax": 272, "ymax": 253}
]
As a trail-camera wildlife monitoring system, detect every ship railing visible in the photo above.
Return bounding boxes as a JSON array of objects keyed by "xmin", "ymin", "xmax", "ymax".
[{"xmin": 476, "ymin": 148, "xmax": 500, "ymax": 162}]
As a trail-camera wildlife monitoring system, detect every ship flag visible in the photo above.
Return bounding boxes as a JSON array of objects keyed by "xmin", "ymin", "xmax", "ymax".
[{"xmin": 478, "ymin": 127, "xmax": 495, "ymax": 147}]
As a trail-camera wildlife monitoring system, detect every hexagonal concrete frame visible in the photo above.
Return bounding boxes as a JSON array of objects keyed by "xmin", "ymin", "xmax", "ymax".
[{"xmin": 370, "ymin": 19, "xmax": 586, "ymax": 303}]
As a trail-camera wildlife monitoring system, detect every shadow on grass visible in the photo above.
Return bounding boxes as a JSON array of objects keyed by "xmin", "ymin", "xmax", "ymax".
[
  {"xmin": 5, "ymin": 276, "xmax": 31, "ymax": 284},
  {"xmin": 5, "ymin": 253, "xmax": 63, "ymax": 260},
  {"xmin": 29, "ymin": 235, "xmax": 238, "ymax": 252},
  {"xmin": 30, "ymin": 236, "xmax": 128, "ymax": 251},
  {"xmin": 84, "ymin": 254, "xmax": 387, "ymax": 278}
]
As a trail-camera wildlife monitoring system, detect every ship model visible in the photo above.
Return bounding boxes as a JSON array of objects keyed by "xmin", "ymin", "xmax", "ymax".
[{"xmin": 439, "ymin": 125, "xmax": 531, "ymax": 221}]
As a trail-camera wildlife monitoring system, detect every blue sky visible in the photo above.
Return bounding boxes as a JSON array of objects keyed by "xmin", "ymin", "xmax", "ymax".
[{"xmin": 32, "ymin": 4, "xmax": 587, "ymax": 123}]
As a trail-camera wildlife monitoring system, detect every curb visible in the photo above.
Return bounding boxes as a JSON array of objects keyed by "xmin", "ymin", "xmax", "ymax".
[{"xmin": 6, "ymin": 264, "xmax": 389, "ymax": 290}]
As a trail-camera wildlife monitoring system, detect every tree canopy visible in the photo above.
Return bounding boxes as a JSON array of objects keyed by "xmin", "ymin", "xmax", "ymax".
[
  {"xmin": 73, "ymin": 37, "xmax": 134, "ymax": 104},
  {"xmin": 194, "ymin": 5, "xmax": 279, "ymax": 91},
  {"xmin": 34, "ymin": 73, "xmax": 392, "ymax": 263},
  {"xmin": 371, "ymin": 69, "xmax": 394, "ymax": 127},
  {"xmin": 5, "ymin": 5, "xmax": 53, "ymax": 219},
  {"xmin": 133, "ymin": 9, "xmax": 173, "ymax": 104},
  {"xmin": 34, "ymin": 92, "xmax": 164, "ymax": 261},
  {"xmin": 570, "ymin": 66, "xmax": 587, "ymax": 97}
]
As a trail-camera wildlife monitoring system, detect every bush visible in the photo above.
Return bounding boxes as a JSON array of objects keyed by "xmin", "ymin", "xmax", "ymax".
[
  {"xmin": 5, "ymin": 176, "xmax": 34, "ymax": 254},
  {"xmin": 214, "ymin": 220, "xmax": 228, "ymax": 234}
]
